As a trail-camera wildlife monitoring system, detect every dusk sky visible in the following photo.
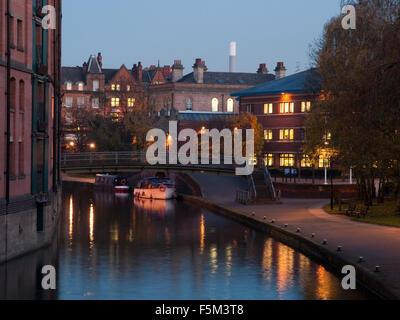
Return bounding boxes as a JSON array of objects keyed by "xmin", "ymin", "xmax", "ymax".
[{"xmin": 62, "ymin": 0, "xmax": 341, "ymax": 75}]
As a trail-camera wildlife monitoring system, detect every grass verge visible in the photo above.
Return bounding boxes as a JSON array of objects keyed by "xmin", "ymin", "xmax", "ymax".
[{"xmin": 324, "ymin": 200, "xmax": 400, "ymax": 228}]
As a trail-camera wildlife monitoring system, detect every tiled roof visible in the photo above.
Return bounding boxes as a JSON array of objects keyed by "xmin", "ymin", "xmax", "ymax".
[
  {"xmin": 178, "ymin": 112, "xmax": 237, "ymax": 122},
  {"xmin": 177, "ymin": 72, "xmax": 275, "ymax": 85},
  {"xmin": 142, "ymin": 69, "xmax": 158, "ymax": 83},
  {"xmin": 62, "ymin": 67, "xmax": 85, "ymax": 84},
  {"xmin": 231, "ymin": 69, "xmax": 322, "ymax": 97},
  {"xmin": 87, "ymin": 55, "xmax": 102, "ymax": 74}
]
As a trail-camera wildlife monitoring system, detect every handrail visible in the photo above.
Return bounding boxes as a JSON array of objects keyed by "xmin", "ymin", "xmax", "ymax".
[
  {"xmin": 61, "ymin": 151, "xmax": 239, "ymax": 170},
  {"xmin": 249, "ymin": 174, "xmax": 257, "ymax": 201},
  {"xmin": 261, "ymin": 158, "xmax": 276, "ymax": 200}
]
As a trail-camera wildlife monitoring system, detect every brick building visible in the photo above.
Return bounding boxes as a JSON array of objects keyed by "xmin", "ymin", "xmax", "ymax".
[
  {"xmin": 232, "ymin": 69, "xmax": 323, "ymax": 170},
  {"xmin": 61, "ymin": 55, "xmax": 279, "ymax": 146},
  {"xmin": 0, "ymin": 0, "xmax": 62, "ymax": 263}
]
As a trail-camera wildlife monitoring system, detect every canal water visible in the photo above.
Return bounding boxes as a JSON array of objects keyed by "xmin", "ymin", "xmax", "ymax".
[{"xmin": 0, "ymin": 182, "xmax": 373, "ymax": 300}]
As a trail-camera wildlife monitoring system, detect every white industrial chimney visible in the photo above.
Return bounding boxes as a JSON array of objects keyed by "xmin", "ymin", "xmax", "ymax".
[{"xmin": 229, "ymin": 41, "xmax": 236, "ymax": 73}]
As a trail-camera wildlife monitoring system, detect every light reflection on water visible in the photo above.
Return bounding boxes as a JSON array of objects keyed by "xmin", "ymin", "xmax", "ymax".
[{"xmin": 0, "ymin": 183, "xmax": 373, "ymax": 300}]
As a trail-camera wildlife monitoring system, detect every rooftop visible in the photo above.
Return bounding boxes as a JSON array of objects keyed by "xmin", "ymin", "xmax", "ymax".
[
  {"xmin": 177, "ymin": 72, "xmax": 275, "ymax": 86},
  {"xmin": 231, "ymin": 69, "xmax": 322, "ymax": 97}
]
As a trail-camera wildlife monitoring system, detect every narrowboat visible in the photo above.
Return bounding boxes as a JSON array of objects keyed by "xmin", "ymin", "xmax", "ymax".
[
  {"xmin": 134, "ymin": 177, "xmax": 176, "ymax": 200},
  {"xmin": 94, "ymin": 174, "xmax": 130, "ymax": 194}
]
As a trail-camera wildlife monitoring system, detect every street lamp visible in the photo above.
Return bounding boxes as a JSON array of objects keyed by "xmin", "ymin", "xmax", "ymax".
[{"xmin": 89, "ymin": 143, "xmax": 95, "ymax": 150}]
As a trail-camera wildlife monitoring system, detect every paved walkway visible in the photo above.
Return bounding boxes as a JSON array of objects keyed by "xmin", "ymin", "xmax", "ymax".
[{"xmin": 190, "ymin": 173, "xmax": 400, "ymax": 298}]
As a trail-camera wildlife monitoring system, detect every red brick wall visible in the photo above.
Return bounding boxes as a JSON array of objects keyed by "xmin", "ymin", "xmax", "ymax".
[{"xmin": 239, "ymin": 92, "xmax": 320, "ymax": 168}]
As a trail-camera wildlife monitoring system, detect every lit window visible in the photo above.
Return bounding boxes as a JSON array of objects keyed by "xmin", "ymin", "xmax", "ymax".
[
  {"xmin": 111, "ymin": 84, "xmax": 116, "ymax": 91},
  {"xmin": 127, "ymin": 85, "xmax": 131, "ymax": 91},
  {"xmin": 186, "ymin": 98, "xmax": 193, "ymax": 111},
  {"xmin": 301, "ymin": 101, "xmax": 311, "ymax": 112},
  {"xmin": 280, "ymin": 154, "xmax": 295, "ymax": 167},
  {"xmin": 264, "ymin": 129, "xmax": 273, "ymax": 141},
  {"xmin": 111, "ymin": 97, "xmax": 120, "ymax": 107},
  {"xmin": 279, "ymin": 102, "xmax": 294, "ymax": 113},
  {"xmin": 301, "ymin": 155, "xmax": 312, "ymax": 168},
  {"xmin": 92, "ymin": 98, "xmax": 99, "ymax": 109},
  {"xmin": 93, "ymin": 80, "xmax": 99, "ymax": 92},
  {"xmin": 66, "ymin": 82, "xmax": 72, "ymax": 90},
  {"xmin": 227, "ymin": 98, "xmax": 234, "ymax": 113},
  {"xmin": 65, "ymin": 96, "xmax": 73, "ymax": 108},
  {"xmin": 279, "ymin": 129, "xmax": 294, "ymax": 140},
  {"xmin": 116, "ymin": 84, "xmax": 120, "ymax": 91},
  {"xmin": 212, "ymin": 98, "xmax": 219, "ymax": 112},
  {"xmin": 264, "ymin": 103, "xmax": 273, "ymax": 114},
  {"xmin": 128, "ymin": 98, "xmax": 135, "ymax": 107},
  {"xmin": 264, "ymin": 153, "xmax": 274, "ymax": 167},
  {"xmin": 319, "ymin": 155, "xmax": 331, "ymax": 168},
  {"xmin": 78, "ymin": 82, "xmax": 84, "ymax": 91}
]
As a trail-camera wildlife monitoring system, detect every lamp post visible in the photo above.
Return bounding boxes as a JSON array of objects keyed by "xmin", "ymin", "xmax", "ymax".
[{"xmin": 330, "ymin": 160, "xmax": 334, "ymax": 210}]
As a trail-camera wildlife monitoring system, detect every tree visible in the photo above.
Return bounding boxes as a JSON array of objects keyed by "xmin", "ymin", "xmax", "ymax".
[
  {"xmin": 231, "ymin": 112, "xmax": 264, "ymax": 159},
  {"xmin": 307, "ymin": 0, "xmax": 400, "ymax": 205}
]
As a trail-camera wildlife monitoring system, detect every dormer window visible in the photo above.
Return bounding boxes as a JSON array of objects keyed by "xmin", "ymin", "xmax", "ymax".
[
  {"xmin": 66, "ymin": 82, "xmax": 72, "ymax": 90},
  {"xmin": 78, "ymin": 82, "xmax": 84, "ymax": 91}
]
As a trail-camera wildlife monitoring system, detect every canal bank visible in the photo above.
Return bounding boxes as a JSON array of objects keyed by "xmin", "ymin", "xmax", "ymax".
[
  {"xmin": 0, "ymin": 188, "xmax": 62, "ymax": 265},
  {"xmin": 180, "ymin": 190, "xmax": 399, "ymax": 300}
]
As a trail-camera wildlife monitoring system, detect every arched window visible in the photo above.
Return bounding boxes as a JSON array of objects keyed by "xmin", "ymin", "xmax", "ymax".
[
  {"xmin": 78, "ymin": 82, "xmax": 84, "ymax": 91},
  {"xmin": 212, "ymin": 98, "xmax": 219, "ymax": 112},
  {"xmin": 186, "ymin": 98, "xmax": 193, "ymax": 111},
  {"xmin": 66, "ymin": 82, "xmax": 72, "ymax": 90},
  {"xmin": 227, "ymin": 98, "xmax": 234, "ymax": 113}
]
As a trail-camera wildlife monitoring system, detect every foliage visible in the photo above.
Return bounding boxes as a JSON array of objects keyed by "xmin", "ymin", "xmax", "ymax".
[
  {"xmin": 306, "ymin": 0, "xmax": 400, "ymax": 205},
  {"xmin": 231, "ymin": 112, "xmax": 264, "ymax": 157}
]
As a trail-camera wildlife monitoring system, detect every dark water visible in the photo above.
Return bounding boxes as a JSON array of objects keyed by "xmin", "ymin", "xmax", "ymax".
[{"xmin": 0, "ymin": 183, "xmax": 373, "ymax": 300}]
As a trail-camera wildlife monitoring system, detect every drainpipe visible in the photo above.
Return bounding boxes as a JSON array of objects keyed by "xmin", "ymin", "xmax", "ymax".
[{"xmin": 5, "ymin": 0, "xmax": 11, "ymax": 205}]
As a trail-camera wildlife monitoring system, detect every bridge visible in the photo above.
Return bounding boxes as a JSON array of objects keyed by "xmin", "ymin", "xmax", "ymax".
[
  {"xmin": 61, "ymin": 151, "xmax": 238, "ymax": 175},
  {"xmin": 61, "ymin": 151, "xmax": 276, "ymax": 201}
]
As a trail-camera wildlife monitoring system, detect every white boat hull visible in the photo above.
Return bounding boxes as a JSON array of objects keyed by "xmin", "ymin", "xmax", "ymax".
[{"xmin": 134, "ymin": 187, "xmax": 176, "ymax": 200}]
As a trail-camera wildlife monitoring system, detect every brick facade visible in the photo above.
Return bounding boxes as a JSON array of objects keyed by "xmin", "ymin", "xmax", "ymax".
[{"xmin": 0, "ymin": 0, "xmax": 62, "ymax": 263}]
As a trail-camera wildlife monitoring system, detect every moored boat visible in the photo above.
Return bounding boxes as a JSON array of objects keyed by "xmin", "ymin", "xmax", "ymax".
[
  {"xmin": 94, "ymin": 174, "xmax": 130, "ymax": 194},
  {"xmin": 134, "ymin": 177, "xmax": 176, "ymax": 200}
]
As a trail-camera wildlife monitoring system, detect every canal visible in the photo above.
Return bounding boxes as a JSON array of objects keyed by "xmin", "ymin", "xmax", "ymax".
[{"xmin": 0, "ymin": 182, "xmax": 372, "ymax": 300}]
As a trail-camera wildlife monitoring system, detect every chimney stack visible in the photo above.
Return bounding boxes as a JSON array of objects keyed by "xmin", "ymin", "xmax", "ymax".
[
  {"xmin": 257, "ymin": 63, "xmax": 268, "ymax": 74},
  {"xmin": 171, "ymin": 60, "xmax": 184, "ymax": 82},
  {"xmin": 83, "ymin": 61, "xmax": 88, "ymax": 74},
  {"xmin": 97, "ymin": 52, "xmax": 103, "ymax": 69},
  {"xmin": 229, "ymin": 41, "xmax": 237, "ymax": 73},
  {"xmin": 137, "ymin": 62, "xmax": 143, "ymax": 83},
  {"xmin": 193, "ymin": 58, "xmax": 207, "ymax": 84},
  {"xmin": 274, "ymin": 62, "xmax": 287, "ymax": 79}
]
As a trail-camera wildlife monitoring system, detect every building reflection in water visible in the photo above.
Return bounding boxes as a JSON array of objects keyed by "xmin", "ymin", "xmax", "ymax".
[
  {"xmin": 89, "ymin": 203, "xmax": 95, "ymax": 248},
  {"xmin": 316, "ymin": 265, "xmax": 333, "ymax": 300},
  {"xmin": 69, "ymin": 195, "xmax": 74, "ymax": 246},
  {"xmin": 200, "ymin": 214, "xmax": 205, "ymax": 255},
  {"xmin": 2, "ymin": 183, "xmax": 370, "ymax": 300}
]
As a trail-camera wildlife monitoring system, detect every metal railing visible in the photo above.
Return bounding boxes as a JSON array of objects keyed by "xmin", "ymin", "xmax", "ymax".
[
  {"xmin": 261, "ymin": 158, "xmax": 276, "ymax": 201},
  {"xmin": 61, "ymin": 151, "xmax": 238, "ymax": 171}
]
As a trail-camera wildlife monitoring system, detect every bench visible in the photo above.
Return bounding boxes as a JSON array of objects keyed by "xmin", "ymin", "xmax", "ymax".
[
  {"xmin": 355, "ymin": 206, "xmax": 369, "ymax": 218},
  {"xmin": 345, "ymin": 203, "xmax": 356, "ymax": 216}
]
